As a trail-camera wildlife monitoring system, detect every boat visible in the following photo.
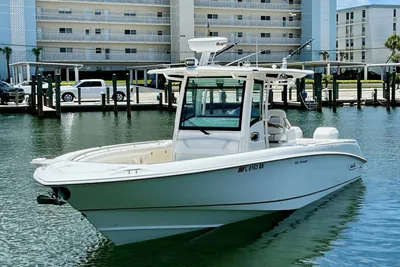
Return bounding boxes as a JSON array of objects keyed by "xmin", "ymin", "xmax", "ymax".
[{"xmin": 32, "ymin": 37, "xmax": 366, "ymax": 246}]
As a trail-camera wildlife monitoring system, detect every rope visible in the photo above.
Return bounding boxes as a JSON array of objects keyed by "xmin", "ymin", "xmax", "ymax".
[{"xmin": 298, "ymin": 92, "xmax": 317, "ymax": 111}]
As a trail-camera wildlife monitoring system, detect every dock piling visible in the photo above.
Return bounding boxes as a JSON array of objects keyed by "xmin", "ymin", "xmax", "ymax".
[
  {"xmin": 136, "ymin": 86, "xmax": 139, "ymax": 104},
  {"xmin": 386, "ymin": 72, "xmax": 391, "ymax": 111},
  {"xmin": 332, "ymin": 73, "xmax": 337, "ymax": 112},
  {"xmin": 14, "ymin": 88, "xmax": 19, "ymax": 106},
  {"xmin": 283, "ymin": 85, "xmax": 288, "ymax": 109},
  {"xmin": 374, "ymin": 89, "xmax": 378, "ymax": 104},
  {"xmin": 78, "ymin": 87, "xmax": 81, "ymax": 105},
  {"xmin": 126, "ymin": 73, "xmax": 131, "ymax": 118},
  {"xmin": 31, "ymin": 75, "xmax": 36, "ymax": 113},
  {"xmin": 391, "ymin": 72, "xmax": 396, "ymax": 107},
  {"xmin": 55, "ymin": 74, "xmax": 61, "ymax": 118},
  {"xmin": 101, "ymin": 93, "xmax": 106, "ymax": 109},
  {"xmin": 314, "ymin": 73, "xmax": 323, "ymax": 112},
  {"xmin": 37, "ymin": 74, "xmax": 43, "ymax": 117},
  {"xmin": 158, "ymin": 93, "xmax": 163, "ymax": 108},
  {"xmin": 357, "ymin": 71, "xmax": 362, "ymax": 109},
  {"xmin": 47, "ymin": 75, "xmax": 53, "ymax": 108},
  {"xmin": 112, "ymin": 73, "xmax": 118, "ymax": 114},
  {"xmin": 168, "ymin": 80, "xmax": 173, "ymax": 110}
]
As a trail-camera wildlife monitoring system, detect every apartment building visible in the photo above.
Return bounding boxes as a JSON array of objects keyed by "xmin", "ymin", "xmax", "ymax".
[
  {"xmin": 31, "ymin": 0, "xmax": 336, "ymax": 74},
  {"xmin": 0, "ymin": 0, "xmax": 36, "ymax": 80},
  {"xmin": 336, "ymin": 4, "xmax": 400, "ymax": 64}
]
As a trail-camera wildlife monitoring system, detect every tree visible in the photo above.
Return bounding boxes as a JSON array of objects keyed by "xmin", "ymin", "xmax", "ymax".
[
  {"xmin": 32, "ymin": 47, "xmax": 42, "ymax": 76},
  {"xmin": 0, "ymin": 46, "xmax": 12, "ymax": 82},
  {"xmin": 384, "ymin": 33, "xmax": 400, "ymax": 63},
  {"xmin": 339, "ymin": 52, "xmax": 347, "ymax": 61},
  {"xmin": 320, "ymin": 51, "xmax": 330, "ymax": 61}
]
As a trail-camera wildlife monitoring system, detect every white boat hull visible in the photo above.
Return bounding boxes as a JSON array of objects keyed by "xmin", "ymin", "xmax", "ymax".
[{"xmin": 34, "ymin": 141, "xmax": 365, "ymax": 245}]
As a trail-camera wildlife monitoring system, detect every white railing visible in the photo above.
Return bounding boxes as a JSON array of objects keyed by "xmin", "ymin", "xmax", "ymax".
[
  {"xmin": 194, "ymin": 0, "xmax": 301, "ymax": 10},
  {"xmin": 194, "ymin": 35, "xmax": 301, "ymax": 45},
  {"xmin": 42, "ymin": 52, "xmax": 171, "ymax": 62},
  {"xmin": 195, "ymin": 18, "xmax": 301, "ymax": 28},
  {"xmin": 38, "ymin": 32, "xmax": 171, "ymax": 43},
  {"xmin": 214, "ymin": 52, "xmax": 300, "ymax": 63},
  {"xmin": 36, "ymin": 13, "xmax": 170, "ymax": 24},
  {"xmin": 37, "ymin": 0, "xmax": 169, "ymax": 5}
]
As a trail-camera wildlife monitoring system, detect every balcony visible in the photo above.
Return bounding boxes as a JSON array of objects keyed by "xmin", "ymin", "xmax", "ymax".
[
  {"xmin": 214, "ymin": 52, "xmax": 300, "ymax": 63},
  {"xmin": 195, "ymin": 35, "xmax": 301, "ymax": 45},
  {"xmin": 194, "ymin": 0, "xmax": 301, "ymax": 11},
  {"xmin": 41, "ymin": 51, "xmax": 171, "ymax": 62},
  {"xmin": 36, "ymin": 0, "xmax": 169, "ymax": 6},
  {"xmin": 195, "ymin": 18, "xmax": 301, "ymax": 28},
  {"xmin": 36, "ymin": 12, "xmax": 170, "ymax": 25},
  {"xmin": 37, "ymin": 32, "xmax": 171, "ymax": 43}
]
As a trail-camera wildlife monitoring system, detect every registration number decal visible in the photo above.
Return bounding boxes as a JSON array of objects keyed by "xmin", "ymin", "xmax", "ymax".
[{"xmin": 238, "ymin": 163, "xmax": 264, "ymax": 173}]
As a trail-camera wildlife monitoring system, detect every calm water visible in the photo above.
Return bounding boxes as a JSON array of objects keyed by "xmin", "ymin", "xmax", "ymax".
[{"xmin": 0, "ymin": 107, "xmax": 399, "ymax": 267}]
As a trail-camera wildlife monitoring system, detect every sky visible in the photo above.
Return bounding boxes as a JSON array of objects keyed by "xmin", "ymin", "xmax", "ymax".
[{"xmin": 337, "ymin": 0, "xmax": 400, "ymax": 10}]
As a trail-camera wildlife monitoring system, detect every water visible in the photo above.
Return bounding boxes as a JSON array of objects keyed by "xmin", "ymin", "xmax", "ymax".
[{"xmin": 0, "ymin": 107, "xmax": 399, "ymax": 267}]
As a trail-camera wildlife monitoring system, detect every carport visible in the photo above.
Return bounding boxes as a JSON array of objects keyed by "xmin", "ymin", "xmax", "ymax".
[{"xmin": 9, "ymin": 62, "xmax": 83, "ymax": 85}]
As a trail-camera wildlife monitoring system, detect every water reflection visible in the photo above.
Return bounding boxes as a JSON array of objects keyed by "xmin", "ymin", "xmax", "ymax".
[{"xmin": 82, "ymin": 180, "xmax": 365, "ymax": 267}]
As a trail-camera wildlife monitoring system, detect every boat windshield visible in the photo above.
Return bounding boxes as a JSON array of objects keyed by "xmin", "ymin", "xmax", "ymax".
[{"xmin": 180, "ymin": 77, "xmax": 245, "ymax": 131}]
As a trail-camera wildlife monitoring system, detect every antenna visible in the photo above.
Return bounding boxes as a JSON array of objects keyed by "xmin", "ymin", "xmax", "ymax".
[
  {"xmin": 226, "ymin": 49, "xmax": 269, "ymax": 66},
  {"xmin": 282, "ymin": 37, "xmax": 315, "ymax": 69}
]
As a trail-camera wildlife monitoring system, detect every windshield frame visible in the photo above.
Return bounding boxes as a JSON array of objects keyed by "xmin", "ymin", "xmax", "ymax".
[{"xmin": 179, "ymin": 76, "xmax": 246, "ymax": 132}]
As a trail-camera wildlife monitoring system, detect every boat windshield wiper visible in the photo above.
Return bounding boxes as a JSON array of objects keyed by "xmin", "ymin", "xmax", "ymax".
[{"xmin": 181, "ymin": 117, "xmax": 210, "ymax": 135}]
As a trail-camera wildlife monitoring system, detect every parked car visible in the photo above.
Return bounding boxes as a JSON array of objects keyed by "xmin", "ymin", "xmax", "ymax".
[
  {"xmin": 0, "ymin": 81, "xmax": 25, "ymax": 104},
  {"xmin": 16, "ymin": 81, "xmax": 48, "ymax": 95},
  {"xmin": 60, "ymin": 79, "xmax": 126, "ymax": 102}
]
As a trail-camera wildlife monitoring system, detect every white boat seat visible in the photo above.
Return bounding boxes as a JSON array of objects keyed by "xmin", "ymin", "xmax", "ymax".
[{"xmin": 268, "ymin": 110, "xmax": 288, "ymax": 143}]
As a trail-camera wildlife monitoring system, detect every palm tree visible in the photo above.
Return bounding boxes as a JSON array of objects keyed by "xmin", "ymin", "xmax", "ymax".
[
  {"xmin": 319, "ymin": 51, "xmax": 330, "ymax": 61},
  {"xmin": 384, "ymin": 33, "xmax": 400, "ymax": 63},
  {"xmin": 32, "ymin": 47, "xmax": 42, "ymax": 76},
  {"xmin": 0, "ymin": 46, "xmax": 12, "ymax": 82},
  {"xmin": 339, "ymin": 52, "xmax": 347, "ymax": 61}
]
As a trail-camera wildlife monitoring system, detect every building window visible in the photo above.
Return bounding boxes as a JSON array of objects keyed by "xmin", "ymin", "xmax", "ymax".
[
  {"xmin": 261, "ymin": 15, "xmax": 271, "ymax": 20},
  {"xmin": 125, "ymin": 48, "xmax": 137, "ymax": 53},
  {"xmin": 209, "ymin": 32, "xmax": 218, "ymax": 36},
  {"xmin": 237, "ymin": 32, "xmax": 243, "ymax": 38},
  {"xmin": 350, "ymin": 52, "xmax": 353, "ymax": 60},
  {"xmin": 260, "ymin": 32, "xmax": 270, "ymax": 38},
  {"xmin": 60, "ymin": 48, "xmax": 73, "ymax": 53},
  {"xmin": 95, "ymin": 29, "xmax": 101, "ymax": 34},
  {"xmin": 346, "ymin": 39, "xmax": 349, "ymax": 47},
  {"xmin": 346, "ymin": 26, "xmax": 349, "ymax": 34},
  {"xmin": 346, "ymin": 12, "xmax": 349, "ymax": 20},
  {"xmin": 394, "ymin": 9, "xmax": 397, "ymax": 17},
  {"xmin": 94, "ymin": 9, "xmax": 101, "ymax": 15},
  {"xmin": 289, "ymin": 0, "xmax": 293, "ymax": 4},
  {"xmin": 394, "ymin": 23, "xmax": 397, "ymax": 32},
  {"xmin": 59, "ymin": 28, "xmax": 72, "ymax": 33},
  {"xmin": 125, "ymin": 29, "xmax": 136, "ymax": 35},
  {"xmin": 362, "ymin": 37, "xmax": 366, "ymax": 46},
  {"xmin": 261, "ymin": 0, "xmax": 270, "ymax": 3},
  {"xmin": 157, "ymin": 12, "xmax": 162, "ymax": 17},
  {"xmin": 336, "ymin": 14, "xmax": 338, "ymax": 22},
  {"xmin": 350, "ymin": 40, "xmax": 354, "ymax": 47},
  {"xmin": 237, "ymin": 15, "xmax": 243, "ymax": 20},
  {"xmin": 288, "ymin": 16, "xmax": 293, "ymax": 21},
  {"xmin": 207, "ymin": 14, "xmax": 218, "ymax": 19},
  {"xmin": 362, "ymin": 51, "xmax": 365, "ymax": 60},
  {"xmin": 124, "ymin": 11, "xmax": 136, "ymax": 16},
  {"xmin": 350, "ymin": 12, "xmax": 354, "ymax": 20},
  {"xmin": 362, "ymin": 10, "xmax": 366, "ymax": 18},
  {"xmin": 58, "ymin": 8, "xmax": 72, "ymax": 14},
  {"xmin": 261, "ymin": 50, "xmax": 271, "ymax": 54},
  {"xmin": 95, "ymin": 48, "xmax": 102, "ymax": 54},
  {"xmin": 288, "ymin": 33, "xmax": 293, "ymax": 38},
  {"xmin": 238, "ymin": 0, "xmax": 242, "ymax": 2},
  {"xmin": 237, "ymin": 49, "xmax": 243, "ymax": 55},
  {"xmin": 336, "ymin": 40, "xmax": 338, "ymax": 48},
  {"xmin": 157, "ymin": 30, "xmax": 163, "ymax": 35}
]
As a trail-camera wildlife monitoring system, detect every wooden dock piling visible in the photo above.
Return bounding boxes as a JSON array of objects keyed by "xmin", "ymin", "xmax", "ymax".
[
  {"xmin": 158, "ymin": 93, "xmax": 163, "ymax": 108},
  {"xmin": 374, "ymin": 89, "xmax": 378, "ymax": 104},
  {"xmin": 386, "ymin": 72, "xmax": 391, "ymax": 111},
  {"xmin": 332, "ymin": 73, "xmax": 338, "ymax": 112},
  {"xmin": 357, "ymin": 71, "xmax": 362, "ymax": 110},
  {"xmin": 55, "ymin": 74, "xmax": 61, "ymax": 118},
  {"xmin": 112, "ymin": 74, "xmax": 118, "ymax": 114},
  {"xmin": 126, "ymin": 73, "xmax": 131, "ymax": 118},
  {"xmin": 101, "ymin": 93, "xmax": 106, "ymax": 109},
  {"xmin": 106, "ymin": 87, "xmax": 110, "ymax": 104},
  {"xmin": 314, "ymin": 73, "xmax": 322, "ymax": 112},
  {"xmin": 37, "ymin": 74, "xmax": 44, "ymax": 117},
  {"xmin": 136, "ymin": 86, "xmax": 139, "ymax": 104},
  {"xmin": 391, "ymin": 72, "xmax": 396, "ymax": 107},
  {"xmin": 31, "ymin": 75, "xmax": 36, "ymax": 113},
  {"xmin": 47, "ymin": 75, "xmax": 53, "ymax": 108},
  {"xmin": 78, "ymin": 87, "xmax": 81, "ymax": 105}
]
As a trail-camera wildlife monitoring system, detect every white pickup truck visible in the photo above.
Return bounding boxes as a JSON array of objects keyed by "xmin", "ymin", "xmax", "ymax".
[{"xmin": 60, "ymin": 79, "xmax": 128, "ymax": 102}]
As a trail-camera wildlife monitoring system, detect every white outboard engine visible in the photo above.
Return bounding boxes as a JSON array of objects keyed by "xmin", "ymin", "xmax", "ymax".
[{"xmin": 313, "ymin": 127, "xmax": 339, "ymax": 139}]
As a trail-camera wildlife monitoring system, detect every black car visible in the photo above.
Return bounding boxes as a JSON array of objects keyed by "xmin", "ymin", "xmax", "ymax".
[{"xmin": 0, "ymin": 81, "xmax": 25, "ymax": 104}]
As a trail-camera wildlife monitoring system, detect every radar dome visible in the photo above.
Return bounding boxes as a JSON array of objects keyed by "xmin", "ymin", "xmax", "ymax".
[{"xmin": 188, "ymin": 37, "xmax": 228, "ymax": 53}]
